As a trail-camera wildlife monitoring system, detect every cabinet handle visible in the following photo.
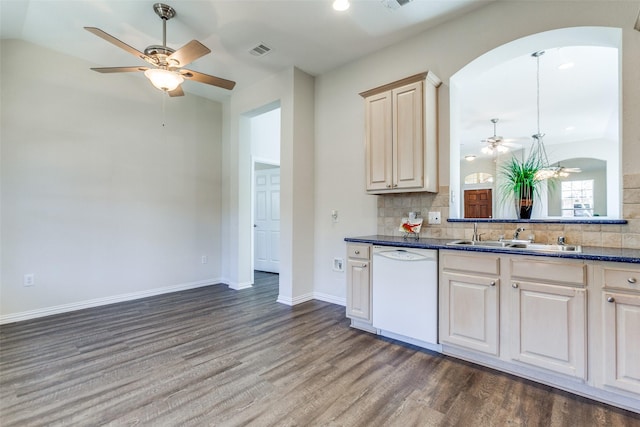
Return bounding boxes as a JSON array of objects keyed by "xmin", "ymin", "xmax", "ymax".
[
  {"xmin": 490, "ymin": 281, "xmax": 496, "ymax": 287},
  {"xmin": 362, "ymin": 264, "xmax": 367, "ymax": 268},
  {"xmin": 354, "ymin": 250, "xmax": 360, "ymax": 255},
  {"xmin": 393, "ymin": 184, "xmax": 398, "ymax": 188},
  {"xmin": 607, "ymin": 296, "xmax": 615, "ymax": 303},
  {"xmin": 628, "ymin": 277, "xmax": 637, "ymax": 284},
  {"xmin": 386, "ymin": 184, "xmax": 392, "ymax": 188},
  {"xmin": 512, "ymin": 282, "xmax": 519, "ymax": 289}
]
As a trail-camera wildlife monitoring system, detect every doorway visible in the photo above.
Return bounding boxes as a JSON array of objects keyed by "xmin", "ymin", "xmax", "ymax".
[
  {"xmin": 464, "ymin": 189, "xmax": 492, "ymax": 218},
  {"xmin": 249, "ymin": 105, "xmax": 281, "ymax": 276}
]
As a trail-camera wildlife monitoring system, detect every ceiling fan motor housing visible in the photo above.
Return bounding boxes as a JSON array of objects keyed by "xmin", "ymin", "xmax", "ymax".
[{"xmin": 153, "ymin": 3, "xmax": 176, "ymax": 20}]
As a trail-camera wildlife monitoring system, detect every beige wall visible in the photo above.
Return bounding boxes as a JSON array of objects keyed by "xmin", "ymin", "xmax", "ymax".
[
  {"xmin": 1, "ymin": 40, "xmax": 224, "ymax": 320},
  {"xmin": 313, "ymin": 1, "xmax": 640, "ymax": 300}
]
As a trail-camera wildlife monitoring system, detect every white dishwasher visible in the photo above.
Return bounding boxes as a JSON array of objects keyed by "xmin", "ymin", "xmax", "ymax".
[{"xmin": 372, "ymin": 245, "xmax": 440, "ymax": 351}]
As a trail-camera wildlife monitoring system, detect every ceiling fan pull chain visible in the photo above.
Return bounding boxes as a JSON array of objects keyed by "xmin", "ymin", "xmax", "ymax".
[{"xmin": 162, "ymin": 91, "xmax": 166, "ymax": 128}]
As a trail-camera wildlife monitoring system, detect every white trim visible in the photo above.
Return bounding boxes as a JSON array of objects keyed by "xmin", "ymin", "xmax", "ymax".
[
  {"xmin": 227, "ymin": 281, "xmax": 254, "ymax": 290},
  {"xmin": 276, "ymin": 292, "xmax": 314, "ymax": 306},
  {"xmin": 0, "ymin": 278, "xmax": 223, "ymax": 325},
  {"xmin": 313, "ymin": 292, "xmax": 346, "ymax": 306}
]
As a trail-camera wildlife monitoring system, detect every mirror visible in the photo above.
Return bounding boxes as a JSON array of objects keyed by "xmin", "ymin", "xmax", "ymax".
[{"xmin": 450, "ymin": 27, "xmax": 621, "ymax": 220}]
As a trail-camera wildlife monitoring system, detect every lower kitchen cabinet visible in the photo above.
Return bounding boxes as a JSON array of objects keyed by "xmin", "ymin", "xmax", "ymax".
[
  {"xmin": 439, "ymin": 251, "xmax": 500, "ymax": 355},
  {"xmin": 440, "ymin": 269, "xmax": 499, "ymax": 355},
  {"xmin": 346, "ymin": 244, "xmax": 374, "ymax": 332},
  {"xmin": 509, "ymin": 257, "xmax": 587, "ymax": 379},
  {"xmin": 599, "ymin": 263, "xmax": 640, "ymax": 396},
  {"xmin": 509, "ymin": 280, "xmax": 587, "ymax": 379}
]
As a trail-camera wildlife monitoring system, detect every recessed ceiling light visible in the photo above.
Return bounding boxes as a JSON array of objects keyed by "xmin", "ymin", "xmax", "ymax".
[
  {"xmin": 558, "ymin": 62, "xmax": 574, "ymax": 70},
  {"xmin": 333, "ymin": 0, "xmax": 350, "ymax": 11}
]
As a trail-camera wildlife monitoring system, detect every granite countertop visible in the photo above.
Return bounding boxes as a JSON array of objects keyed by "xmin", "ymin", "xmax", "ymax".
[{"xmin": 344, "ymin": 235, "xmax": 640, "ymax": 264}]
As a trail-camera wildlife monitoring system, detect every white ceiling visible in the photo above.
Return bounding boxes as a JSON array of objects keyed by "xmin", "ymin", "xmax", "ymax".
[
  {"xmin": 1, "ymin": 1, "xmax": 619, "ymax": 155},
  {"xmin": 0, "ymin": 0, "xmax": 491, "ymax": 101}
]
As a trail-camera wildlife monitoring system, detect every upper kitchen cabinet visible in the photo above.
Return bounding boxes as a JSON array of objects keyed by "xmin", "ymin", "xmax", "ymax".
[{"xmin": 360, "ymin": 72, "xmax": 441, "ymax": 194}]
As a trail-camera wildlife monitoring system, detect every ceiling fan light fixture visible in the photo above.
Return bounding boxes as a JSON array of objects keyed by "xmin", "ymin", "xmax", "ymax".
[
  {"xmin": 144, "ymin": 68, "xmax": 184, "ymax": 91},
  {"xmin": 333, "ymin": 0, "xmax": 350, "ymax": 11}
]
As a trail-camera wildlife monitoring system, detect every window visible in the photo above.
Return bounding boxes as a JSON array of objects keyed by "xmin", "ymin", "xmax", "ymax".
[
  {"xmin": 561, "ymin": 180, "xmax": 594, "ymax": 217},
  {"xmin": 464, "ymin": 172, "xmax": 493, "ymax": 185}
]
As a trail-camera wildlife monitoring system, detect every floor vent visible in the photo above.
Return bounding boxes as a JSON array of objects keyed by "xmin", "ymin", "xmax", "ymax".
[{"xmin": 250, "ymin": 43, "xmax": 272, "ymax": 57}]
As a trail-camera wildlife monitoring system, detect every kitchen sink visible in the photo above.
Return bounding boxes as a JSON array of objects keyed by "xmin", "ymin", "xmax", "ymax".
[{"xmin": 446, "ymin": 240, "xmax": 582, "ymax": 253}]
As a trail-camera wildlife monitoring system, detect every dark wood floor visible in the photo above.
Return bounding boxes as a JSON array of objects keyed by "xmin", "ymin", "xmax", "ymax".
[{"xmin": 1, "ymin": 271, "xmax": 639, "ymax": 426}]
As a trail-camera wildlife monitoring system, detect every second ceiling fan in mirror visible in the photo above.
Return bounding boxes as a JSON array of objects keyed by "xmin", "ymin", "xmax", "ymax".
[{"xmin": 480, "ymin": 118, "xmax": 520, "ymax": 155}]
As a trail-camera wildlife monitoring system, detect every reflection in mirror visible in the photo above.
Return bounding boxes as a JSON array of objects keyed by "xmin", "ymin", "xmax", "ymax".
[
  {"xmin": 449, "ymin": 27, "xmax": 621, "ymax": 220},
  {"xmin": 547, "ymin": 158, "xmax": 606, "ymax": 217}
]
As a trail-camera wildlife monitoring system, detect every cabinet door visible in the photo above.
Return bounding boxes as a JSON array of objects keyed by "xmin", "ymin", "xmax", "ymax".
[
  {"xmin": 392, "ymin": 81, "xmax": 424, "ymax": 190},
  {"xmin": 603, "ymin": 291, "xmax": 640, "ymax": 394},
  {"xmin": 440, "ymin": 272, "xmax": 499, "ymax": 355},
  {"xmin": 510, "ymin": 281, "xmax": 587, "ymax": 379},
  {"xmin": 346, "ymin": 259, "xmax": 371, "ymax": 321},
  {"xmin": 364, "ymin": 91, "xmax": 393, "ymax": 191}
]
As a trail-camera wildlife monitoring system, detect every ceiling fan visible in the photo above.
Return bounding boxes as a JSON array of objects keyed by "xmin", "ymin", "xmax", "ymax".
[
  {"xmin": 480, "ymin": 118, "xmax": 520, "ymax": 155},
  {"xmin": 84, "ymin": 3, "xmax": 235, "ymax": 97}
]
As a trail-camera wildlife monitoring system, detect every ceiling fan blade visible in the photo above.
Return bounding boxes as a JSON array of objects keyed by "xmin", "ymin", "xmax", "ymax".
[
  {"xmin": 181, "ymin": 69, "xmax": 236, "ymax": 90},
  {"xmin": 168, "ymin": 86, "xmax": 185, "ymax": 97},
  {"xmin": 167, "ymin": 40, "xmax": 211, "ymax": 67},
  {"xmin": 90, "ymin": 66, "xmax": 148, "ymax": 73},
  {"xmin": 84, "ymin": 27, "xmax": 152, "ymax": 63}
]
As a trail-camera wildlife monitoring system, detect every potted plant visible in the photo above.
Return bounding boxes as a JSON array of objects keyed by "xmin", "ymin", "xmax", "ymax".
[{"xmin": 498, "ymin": 149, "xmax": 546, "ymax": 219}]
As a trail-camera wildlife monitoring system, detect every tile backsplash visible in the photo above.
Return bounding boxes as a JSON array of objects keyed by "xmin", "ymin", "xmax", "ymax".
[{"xmin": 377, "ymin": 173, "xmax": 640, "ymax": 249}]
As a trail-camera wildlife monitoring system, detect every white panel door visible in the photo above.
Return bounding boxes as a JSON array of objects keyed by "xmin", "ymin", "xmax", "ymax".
[{"xmin": 254, "ymin": 167, "xmax": 280, "ymax": 273}]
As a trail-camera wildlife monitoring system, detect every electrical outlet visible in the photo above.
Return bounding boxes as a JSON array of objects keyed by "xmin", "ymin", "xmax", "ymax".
[
  {"xmin": 333, "ymin": 257, "xmax": 344, "ymax": 272},
  {"xmin": 201, "ymin": 255, "xmax": 208, "ymax": 264},
  {"xmin": 23, "ymin": 273, "xmax": 35, "ymax": 287},
  {"xmin": 428, "ymin": 211, "xmax": 441, "ymax": 225}
]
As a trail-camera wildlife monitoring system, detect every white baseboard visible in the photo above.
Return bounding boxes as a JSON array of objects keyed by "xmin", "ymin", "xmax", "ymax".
[
  {"xmin": 0, "ymin": 278, "xmax": 223, "ymax": 325},
  {"xmin": 276, "ymin": 292, "xmax": 314, "ymax": 306},
  {"xmin": 313, "ymin": 292, "xmax": 346, "ymax": 306},
  {"xmin": 227, "ymin": 281, "xmax": 253, "ymax": 290}
]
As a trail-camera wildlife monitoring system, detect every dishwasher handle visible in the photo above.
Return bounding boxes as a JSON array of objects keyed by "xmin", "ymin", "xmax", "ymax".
[{"xmin": 374, "ymin": 249, "xmax": 436, "ymax": 262}]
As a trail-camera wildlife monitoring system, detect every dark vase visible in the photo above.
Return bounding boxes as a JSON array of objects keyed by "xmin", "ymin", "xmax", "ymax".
[{"xmin": 517, "ymin": 186, "xmax": 534, "ymax": 219}]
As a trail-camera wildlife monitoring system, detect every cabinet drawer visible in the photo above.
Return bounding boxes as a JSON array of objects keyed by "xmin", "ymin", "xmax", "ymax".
[
  {"xmin": 441, "ymin": 252, "xmax": 500, "ymax": 276},
  {"xmin": 602, "ymin": 266, "xmax": 640, "ymax": 292},
  {"xmin": 347, "ymin": 244, "xmax": 370, "ymax": 260},
  {"xmin": 510, "ymin": 258, "xmax": 586, "ymax": 286}
]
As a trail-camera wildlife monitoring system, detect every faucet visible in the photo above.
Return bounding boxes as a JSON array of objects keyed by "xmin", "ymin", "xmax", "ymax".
[
  {"xmin": 472, "ymin": 222, "xmax": 484, "ymax": 242},
  {"xmin": 513, "ymin": 226, "xmax": 526, "ymax": 240}
]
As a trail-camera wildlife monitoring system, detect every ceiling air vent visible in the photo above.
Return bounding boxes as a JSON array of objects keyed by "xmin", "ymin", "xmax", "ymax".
[
  {"xmin": 250, "ymin": 43, "xmax": 272, "ymax": 57},
  {"xmin": 381, "ymin": 0, "xmax": 412, "ymax": 10}
]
